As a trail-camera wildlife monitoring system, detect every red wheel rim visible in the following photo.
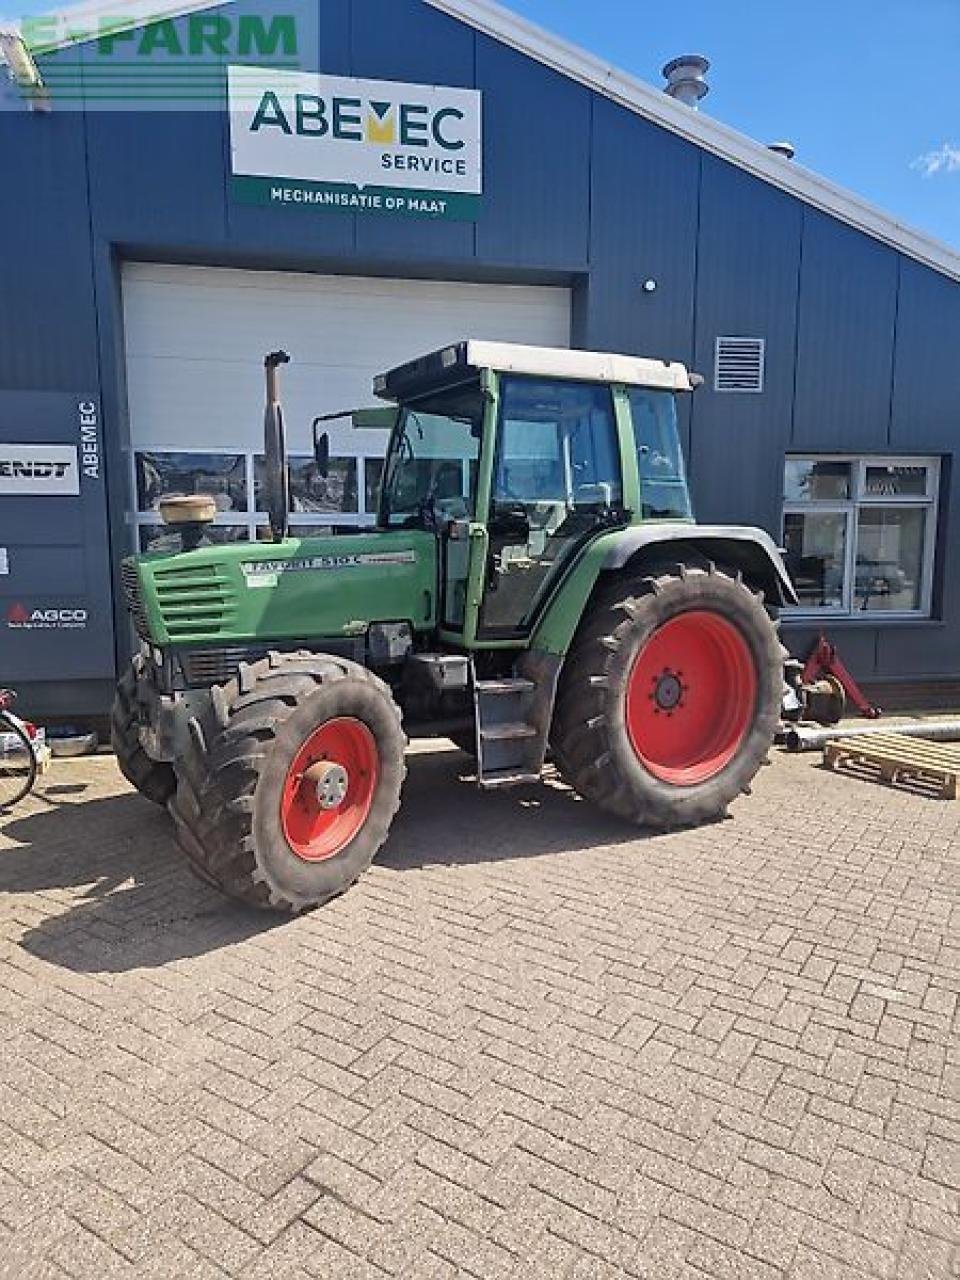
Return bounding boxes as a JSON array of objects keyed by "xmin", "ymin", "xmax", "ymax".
[
  {"xmin": 625, "ymin": 611, "xmax": 758, "ymax": 786},
  {"xmin": 281, "ymin": 718, "xmax": 379, "ymax": 862}
]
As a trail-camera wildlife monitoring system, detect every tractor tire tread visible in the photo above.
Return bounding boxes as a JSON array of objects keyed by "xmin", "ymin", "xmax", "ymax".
[
  {"xmin": 169, "ymin": 653, "xmax": 406, "ymax": 913},
  {"xmin": 552, "ymin": 563, "xmax": 781, "ymax": 830},
  {"xmin": 110, "ymin": 655, "xmax": 177, "ymax": 806}
]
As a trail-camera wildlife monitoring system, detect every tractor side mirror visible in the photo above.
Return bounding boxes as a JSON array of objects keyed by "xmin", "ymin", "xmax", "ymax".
[{"xmin": 312, "ymin": 420, "xmax": 330, "ymax": 478}]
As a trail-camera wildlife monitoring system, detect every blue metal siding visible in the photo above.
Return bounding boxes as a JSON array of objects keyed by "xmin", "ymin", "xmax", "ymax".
[
  {"xmin": 689, "ymin": 156, "xmax": 803, "ymax": 537},
  {"xmin": 350, "ymin": 0, "xmax": 474, "ymax": 86},
  {"xmin": 3, "ymin": 0, "xmax": 960, "ymax": 702},
  {"xmin": 586, "ymin": 99, "xmax": 700, "ymax": 361},
  {"xmin": 880, "ymin": 266, "xmax": 960, "ymax": 675},
  {"xmin": 0, "ymin": 110, "xmax": 99, "ymax": 391},
  {"xmin": 792, "ymin": 212, "xmax": 899, "ymax": 452},
  {"xmin": 473, "ymin": 35, "xmax": 591, "ymax": 270},
  {"xmin": 891, "ymin": 259, "xmax": 960, "ymax": 446}
]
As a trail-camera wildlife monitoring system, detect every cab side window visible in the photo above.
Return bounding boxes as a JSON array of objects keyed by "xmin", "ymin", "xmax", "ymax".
[{"xmin": 629, "ymin": 389, "xmax": 692, "ymax": 521}]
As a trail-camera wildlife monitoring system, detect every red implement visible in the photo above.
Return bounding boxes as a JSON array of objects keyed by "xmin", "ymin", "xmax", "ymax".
[{"xmin": 802, "ymin": 634, "xmax": 881, "ymax": 720}]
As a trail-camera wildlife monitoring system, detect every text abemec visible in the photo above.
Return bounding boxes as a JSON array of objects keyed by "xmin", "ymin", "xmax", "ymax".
[{"xmin": 249, "ymin": 92, "xmax": 468, "ymax": 152}]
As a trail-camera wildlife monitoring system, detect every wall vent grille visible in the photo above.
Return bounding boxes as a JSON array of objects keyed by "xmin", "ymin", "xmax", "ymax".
[{"xmin": 715, "ymin": 336, "xmax": 766, "ymax": 393}]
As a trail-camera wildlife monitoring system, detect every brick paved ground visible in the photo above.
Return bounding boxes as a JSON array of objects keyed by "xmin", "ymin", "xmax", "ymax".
[{"xmin": 0, "ymin": 743, "xmax": 957, "ymax": 1279}]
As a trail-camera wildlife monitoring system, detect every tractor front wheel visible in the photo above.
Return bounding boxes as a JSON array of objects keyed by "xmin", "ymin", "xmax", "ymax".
[
  {"xmin": 170, "ymin": 653, "xmax": 406, "ymax": 912},
  {"xmin": 111, "ymin": 655, "xmax": 177, "ymax": 806},
  {"xmin": 552, "ymin": 564, "xmax": 784, "ymax": 829}
]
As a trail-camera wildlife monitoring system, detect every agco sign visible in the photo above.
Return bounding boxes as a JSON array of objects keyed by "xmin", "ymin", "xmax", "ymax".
[
  {"xmin": 6, "ymin": 603, "xmax": 89, "ymax": 631},
  {"xmin": 228, "ymin": 66, "xmax": 482, "ymax": 221}
]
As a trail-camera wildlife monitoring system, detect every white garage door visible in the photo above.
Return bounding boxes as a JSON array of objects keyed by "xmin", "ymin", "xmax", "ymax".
[{"xmin": 121, "ymin": 263, "xmax": 571, "ymax": 549}]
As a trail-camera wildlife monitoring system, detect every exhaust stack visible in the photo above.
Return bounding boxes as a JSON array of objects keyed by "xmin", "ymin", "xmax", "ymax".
[{"xmin": 263, "ymin": 350, "xmax": 291, "ymax": 544}]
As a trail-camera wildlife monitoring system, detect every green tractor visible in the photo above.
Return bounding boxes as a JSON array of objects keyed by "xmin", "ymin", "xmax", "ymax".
[{"xmin": 114, "ymin": 341, "xmax": 796, "ymax": 912}]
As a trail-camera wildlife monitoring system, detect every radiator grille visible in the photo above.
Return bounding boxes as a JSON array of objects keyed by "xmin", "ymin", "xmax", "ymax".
[
  {"xmin": 120, "ymin": 561, "xmax": 151, "ymax": 640},
  {"xmin": 181, "ymin": 645, "xmax": 269, "ymax": 687},
  {"xmin": 153, "ymin": 563, "xmax": 237, "ymax": 640}
]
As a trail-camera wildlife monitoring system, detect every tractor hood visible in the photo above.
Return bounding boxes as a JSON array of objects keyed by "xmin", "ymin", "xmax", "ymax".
[{"xmin": 123, "ymin": 530, "xmax": 437, "ymax": 648}]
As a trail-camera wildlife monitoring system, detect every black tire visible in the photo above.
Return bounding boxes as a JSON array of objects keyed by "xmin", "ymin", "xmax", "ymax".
[
  {"xmin": 169, "ymin": 652, "xmax": 406, "ymax": 913},
  {"xmin": 111, "ymin": 655, "xmax": 176, "ymax": 806},
  {"xmin": 0, "ymin": 712, "xmax": 37, "ymax": 810},
  {"xmin": 552, "ymin": 563, "xmax": 785, "ymax": 829}
]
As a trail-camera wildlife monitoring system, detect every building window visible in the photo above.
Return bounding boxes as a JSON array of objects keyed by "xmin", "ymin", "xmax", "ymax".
[
  {"xmin": 782, "ymin": 457, "xmax": 940, "ymax": 617},
  {"xmin": 129, "ymin": 449, "xmax": 377, "ymax": 550},
  {"xmin": 135, "ymin": 452, "xmax": 248, "ymax": 514},
  {"xmin": 253, "ymin": 455, "xmax": 359, "ymax": 517}
]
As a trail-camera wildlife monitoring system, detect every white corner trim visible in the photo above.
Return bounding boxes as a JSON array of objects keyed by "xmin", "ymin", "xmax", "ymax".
[{"xmin": 426, "ymin": 0, "xmax": 960, "ymax": 285}]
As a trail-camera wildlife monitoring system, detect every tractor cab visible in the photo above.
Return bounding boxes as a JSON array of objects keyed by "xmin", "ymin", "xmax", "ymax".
[{"xmin": 321, "ymin": 340, "xmax": 699, "ymax": 647}]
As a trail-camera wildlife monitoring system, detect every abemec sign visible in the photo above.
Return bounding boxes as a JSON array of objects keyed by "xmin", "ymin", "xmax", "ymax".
[{"xmin": 228, "ymin": 65, "xmax": 482, "ymax": 220}]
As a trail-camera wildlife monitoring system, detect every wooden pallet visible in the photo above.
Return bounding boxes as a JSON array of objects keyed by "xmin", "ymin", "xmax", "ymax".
[{"xmin": 824, "ymin": 733, "xmax": 960, "ymax": 799}]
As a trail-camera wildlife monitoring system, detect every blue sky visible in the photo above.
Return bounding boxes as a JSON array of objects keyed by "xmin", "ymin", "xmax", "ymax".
[
  {"xmin": 506, "ymin": 0, "xmax": 960, "ymax": 248},
  {"xmin": 7, "ymin": 0, "xmax": 958, "ymax": 248}
]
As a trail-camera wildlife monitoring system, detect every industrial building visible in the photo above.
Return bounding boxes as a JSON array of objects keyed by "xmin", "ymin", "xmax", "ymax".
[{"xmin": 1, "ymin": 0, "xmax": 958, "ymax": 717}]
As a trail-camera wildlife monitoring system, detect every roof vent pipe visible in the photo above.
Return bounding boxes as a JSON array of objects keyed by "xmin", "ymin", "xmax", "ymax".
[
  {"xmin": 768, "ymin": 141, "xmax": 796, "ymax": 160},
  {"xmin": 662, "ymin": 55, "xmax": 710, "ymax": 108}
]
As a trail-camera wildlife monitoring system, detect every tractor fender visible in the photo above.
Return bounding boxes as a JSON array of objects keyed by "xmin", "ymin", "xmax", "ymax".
[
  {"xmin": 602, "ymin": 523, "xmax": 798, "ymax": 608},
  {"xmin": 530, "ymin": 523, "xmax": 796, "ymax": 658}
]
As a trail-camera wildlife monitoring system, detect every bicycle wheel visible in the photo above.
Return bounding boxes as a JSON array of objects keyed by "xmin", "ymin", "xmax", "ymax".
[{"xmin": 0, "ymin": 713, "xmax": 37, "ymax": 810}]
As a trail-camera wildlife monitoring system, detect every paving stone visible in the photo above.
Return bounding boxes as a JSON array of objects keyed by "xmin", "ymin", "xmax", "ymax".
[{"xmin": 0, "ymin": 748, "xmax": 957, "ymax": 1278}]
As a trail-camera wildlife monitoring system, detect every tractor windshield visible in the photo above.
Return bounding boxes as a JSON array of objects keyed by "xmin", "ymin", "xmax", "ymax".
[{"xmin": 379, "ymin": 381, "xmax": 484, "ymax": 528}]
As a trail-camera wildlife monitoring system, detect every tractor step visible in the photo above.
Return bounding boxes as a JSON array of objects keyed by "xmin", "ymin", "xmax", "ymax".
[
  {"xmin": 473, "ymin": 673, "xmax": 545, "ymax": 786},
  {"xmin": 475, "ymin": 678, "xmax": 535, "ymax": 695},
  {"xmin": 480, "ymin": 721, "xmax": 539, "ymax": 742},
  {"xmin": 478, "ymin": 769, "xmax": 543, "ymax": 790}
]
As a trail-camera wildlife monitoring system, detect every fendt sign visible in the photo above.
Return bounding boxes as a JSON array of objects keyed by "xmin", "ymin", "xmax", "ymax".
[
  {"xmin": 0, "ymin": 444, "xmax": 80, "ymax": 495},
  {"xmin": 229, "ymin": 66, "xmax": 483, "ymax": 220}
]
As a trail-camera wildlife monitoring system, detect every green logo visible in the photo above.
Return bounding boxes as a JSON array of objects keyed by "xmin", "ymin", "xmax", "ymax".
[{"xmin": 12, "ymin": 13, "xmax": 301, "ymax": 106}]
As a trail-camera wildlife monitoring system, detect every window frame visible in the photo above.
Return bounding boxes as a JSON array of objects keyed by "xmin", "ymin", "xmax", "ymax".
[
  {"xmin": 490, "ymin": 374, "xmax": 625, "ymax": 513},
  {"xmin": 782, "ymin": 454, "xmax": 941, "ymax": 621},
  {"xmin": 129, "ymin": 446, "xmax": 379, "ymax": 551}
]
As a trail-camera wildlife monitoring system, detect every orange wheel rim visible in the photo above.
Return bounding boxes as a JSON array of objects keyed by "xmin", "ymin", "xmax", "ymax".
[
  {"xmin": 625, "ymin": 611, "xmax": 758, "ymax": 786},
  {"xmin": 281, "ymin": 717, "xmax": 379, "ymax": 862}
]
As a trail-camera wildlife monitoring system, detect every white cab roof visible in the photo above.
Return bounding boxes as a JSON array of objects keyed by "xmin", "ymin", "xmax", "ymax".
[{"xmin": 463, "ymin": 341, "xmax": 695, "ymax": 391}]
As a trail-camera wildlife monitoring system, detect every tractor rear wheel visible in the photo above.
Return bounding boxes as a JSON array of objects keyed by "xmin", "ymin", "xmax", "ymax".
[
  {"xmin": 552, "ymin": 564, "xmax": 783, "ymax": 829},
  {"xmin": 169, "ymin": 652, "xmax": 406, "ymax": 912},
  {"xmin": 111, "ymin": 655, "xmax": 177, "ymax": 806}
]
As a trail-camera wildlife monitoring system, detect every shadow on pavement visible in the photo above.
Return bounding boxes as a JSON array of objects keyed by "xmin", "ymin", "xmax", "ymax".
[
  {"xmin": 0, "ymin": 789, "xmax": 279, "ymax": 973},
  {"xmin": 2, "ymin": 746, "xmax": 644, "ymax": 975},
  {"xmin": 379, "ymin": 747, "xmax": 643, "ymax": 872}
]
